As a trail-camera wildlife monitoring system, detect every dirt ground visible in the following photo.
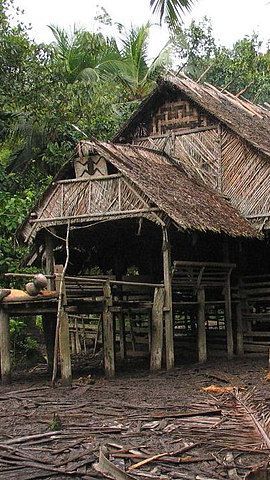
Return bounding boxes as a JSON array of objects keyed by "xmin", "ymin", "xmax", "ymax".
[{"xmin": 0, "ymin": 356, "xmax": 270, "ymax": 480}]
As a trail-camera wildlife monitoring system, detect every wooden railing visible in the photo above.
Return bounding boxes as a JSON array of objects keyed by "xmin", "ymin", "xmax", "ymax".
[{"xmin": 234, "ymin": 274, "xmax": 270, "ymax": 355}]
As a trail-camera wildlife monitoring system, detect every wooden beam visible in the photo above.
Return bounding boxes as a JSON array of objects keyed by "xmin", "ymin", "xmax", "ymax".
[
  {"xmin": 174, "ymin": 261, "xmax": 236, "ymax": 269},
  {"xmin": 0, "ymin": 308, "xmax": 11, "ymax": 384},
  {"xmin": 150, "ymin": 287, "xmax": 165, "ymax": 371},
  {"xmin": 30, "ymin": 207, "xmax": 162, "ymax": 224},
  {"xmin": 197, "ymin": 287, "xmax": 207, "ymax": 363},
  {"xmin": 102, "ymin": 281, "xmax": 115, "ymax": 378},
  {"xmin": 162, "ymin": 227, "xmax": 174, "ymax": 370},
  {"xmin": 56, "ymin": 173, "xmax": 122, "ymax": 184},
  {"xmin": 136, "ymin": 125, "xmax": 217, "ymax": 141}
]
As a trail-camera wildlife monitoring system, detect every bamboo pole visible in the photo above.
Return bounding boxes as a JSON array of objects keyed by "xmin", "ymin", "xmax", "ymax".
[
  {"xmin": 30, "ymin": 207, "xmax": 161, "ymax": 224},
  {"xmin": 162, "ymin": 227, "xmax": 174, "ymax": 370},
  {"xmin": 0, "ymin": 308, "xmax": 11, "ymax": 384},
  {"xmin": 4, "ymin": 273, "xmax": 163, "ymax": 288}
]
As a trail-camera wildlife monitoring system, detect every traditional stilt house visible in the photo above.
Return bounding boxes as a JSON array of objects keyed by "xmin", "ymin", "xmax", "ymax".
[{"xmin": 2, "ymin": 74, "xmax": 270, "ymax": 384}]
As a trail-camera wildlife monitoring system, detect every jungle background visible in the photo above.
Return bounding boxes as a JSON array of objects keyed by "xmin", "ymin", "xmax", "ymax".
[{"xmin": 1, "ymin": 0, "xmax": 270, "ymax": 362}]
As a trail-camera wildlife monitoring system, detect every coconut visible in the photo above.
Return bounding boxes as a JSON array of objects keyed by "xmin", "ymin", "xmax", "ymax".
[
  {"xmin": 25, "ymin": 282, "xmax": 39, "ymax": 296},
  {"xmin": 33, "ymin": 273, "xmax": 48, "ymax": 290}
]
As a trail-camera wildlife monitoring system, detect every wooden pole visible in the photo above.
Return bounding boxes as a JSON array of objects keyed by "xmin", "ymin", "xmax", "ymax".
[
  {"xmin": 236, "ymin": 301, "xmax": 244, "ymax": 355},
  {"xmin": 43, "ymin": 231, "xmax": 56, "ymax": 373},
  {"xmin": 150, "ymin": 287, "xmax": 165, "ymax": 371},
  {"xmin": 224, "ymin": 279, "xmax": 234, "ymax": 359},
  {"xmin": 42, "ymin": 314, "xmax": 56, "ymax": 374},
  {"xmin": 162, "ymin": 227, "xmax": 174, "ymax": 370},
  {"xmin": 118, "ymin": 313, "xmax": 126, "ymax": 361},
  {"xmin": 54, "ymin": 264, "xmax": 72, "ymax": 386},
  {"xmin": 52, "ymin": 221, "xmax": 72, "ymax": 386},
  {"xmin": 59, "ymin": 308, "xmax": 72, "ymax": 386},
  {"xmin": 197, "ymin": 287, "xmax": 207, "ymax": 363},
  {"xmin": 102, "ymin": 281, "xmax": 115, "ymax": 378},
  {"xmin": 0, "ymin": 308, "xmax": 11, "ymax": 384},
  {"xmin": 44, "ymin": 232, "xmax": 55, "ymax": 291},
  {"xmin": 223, "ymin": 239, "xmax": 233, "ymax": 359}
]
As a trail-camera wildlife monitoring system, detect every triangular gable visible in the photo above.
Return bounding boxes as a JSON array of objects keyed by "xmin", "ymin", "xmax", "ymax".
[
  {"xmin": 21, "ymin": 167, "xmax": 166, "ymax": 243},
  {"xmin": 114, "ymin": 74, "xmax": 270, "ymax": 160}
]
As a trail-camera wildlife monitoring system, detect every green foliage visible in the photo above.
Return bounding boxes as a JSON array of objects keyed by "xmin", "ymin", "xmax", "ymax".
[
  {"xmin": 49, "ymin": 25, "xmax": 120, "ymax": 84},
  {"xmin": 10, "ymin": 317, "xmax": 40, "ymax": 364},
  {"xmin": 49, "ymin": 413, "xmax": 62, "ymax": 431},
  {"xmin": 171, "ymin": 17, "xmax": 270, "ymax": 104}
]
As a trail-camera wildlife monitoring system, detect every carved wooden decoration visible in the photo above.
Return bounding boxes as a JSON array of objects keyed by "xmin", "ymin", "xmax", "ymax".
[{"xmin": 74, "ymin": 154, "xmax": 108, "ymax": 179}]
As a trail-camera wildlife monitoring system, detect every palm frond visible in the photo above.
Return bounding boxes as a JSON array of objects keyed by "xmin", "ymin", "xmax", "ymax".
[
  {"xmin": 143, "ymin": 42, "xmax": 171, "ymax": 81},
  {"xmin": 150, "ymin": 0, "xmax": 194, "ymax": 25}
]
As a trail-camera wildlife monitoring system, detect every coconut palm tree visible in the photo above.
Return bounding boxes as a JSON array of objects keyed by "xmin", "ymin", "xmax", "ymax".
[
  {"xmin": 150, "ymin": 0, "xmax": 194, "ymax": 26},
  {"xmin": 49, "ymin": 25, "xmax": 121, "ymax": 84},
  {"xmin": 104, "ymin": 23, "xmax": 171, "ymax": 100}
]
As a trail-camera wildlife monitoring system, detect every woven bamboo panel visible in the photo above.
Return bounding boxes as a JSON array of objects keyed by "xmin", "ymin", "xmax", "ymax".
[
  {"xmin": 150, "ymin": 98, "xmax": 212, "ymax": 135},
  {"xmin": 221, "ymin": 129, "xmax": 270, "ymax": 221},
  {"xmin": 173, "ymin": 129, "xmax": 220, "ymax": 189},
  {"xmin": 135, "ymin": 129, "xmax": 221, "ymax": 190}
]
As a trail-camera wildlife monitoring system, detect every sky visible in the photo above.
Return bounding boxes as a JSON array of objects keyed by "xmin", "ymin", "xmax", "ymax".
[{"xmin": 15, "ymin": 0, "xmax": 270, "ymax": 58}]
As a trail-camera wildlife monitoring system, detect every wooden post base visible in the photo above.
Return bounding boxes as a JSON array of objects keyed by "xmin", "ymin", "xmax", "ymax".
[
  {"xmin": 236, "ymin": 302, "xmax": 244, "ymax": 356},
  {"xmin": 225, "ymin": 284, "xmax": 234, "ymax": 360},
  {"xmin": 197, "ymin": 287, "xmax": 207, "ymax": 363},
  {"xmin": 118, "ymin": 313, "xmax": 126, "ymax": 361},
  {"xmin": 162, "ymin": 227, "xmax": 174, "ymax": 370},
  {"xmin": 103, "ymin": 281, "xmax": 115, "ymax": 378},
  {"xmin": 59, "ymin": 309, "xmax": 72, "ymax": 386},
  {"xmin": 42, "ymin": 314, "xmax": 57, "ymax": 374},
  {"xmin": 150, "ymin": 287, "xmax": 165, "ymax": 371}
]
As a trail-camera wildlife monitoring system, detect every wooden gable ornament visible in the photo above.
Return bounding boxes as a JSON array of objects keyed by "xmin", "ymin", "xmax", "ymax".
[{"xmin": 74, "ymin": 142, "xmax": 108, "ymax": 179}]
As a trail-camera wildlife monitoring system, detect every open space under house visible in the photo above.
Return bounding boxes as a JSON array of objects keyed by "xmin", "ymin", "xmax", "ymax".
[{"xmin": 3, "ymin": 74, "xmax": 270, "ymax": 384}]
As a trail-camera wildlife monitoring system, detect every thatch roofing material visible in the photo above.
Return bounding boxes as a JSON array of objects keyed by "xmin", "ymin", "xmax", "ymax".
[
  {"xmin": 86, "ymin": 140, "xmax": 257, "ymax": 238},
  {"xmin": 115, "ymin": 74, "xmax": 270, "ymax": 159}
]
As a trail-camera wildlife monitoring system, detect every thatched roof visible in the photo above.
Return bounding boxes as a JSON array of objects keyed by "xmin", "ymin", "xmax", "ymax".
[
  {"xmin": 19, "ymin": 139, "xmax": 257, "ymax": 242},
  {"xmin": 85, "ymin": 139, "xmax": 257, "ymax": 238},
  {"xmin": 114, "ymin": 74, "xmax": 270, "ymax": 159}
]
